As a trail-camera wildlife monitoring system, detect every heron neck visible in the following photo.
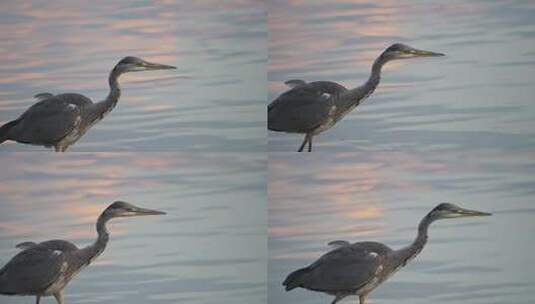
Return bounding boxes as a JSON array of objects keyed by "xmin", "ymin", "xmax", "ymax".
[
  {"xmin": 83, "ymin": 213, "xmax": 111, "ymax": 263},
  {"xmin": 396, "ymin": 213, "xmax": 433, "ymax": 266},
  {"xmin": 367, "ymin": 55, "xmax": 386, "ymax": 90},
  {"xmin": 86, "ymin": 68, "xmax": 122, "ymax": 127},
  {"xmin": 104, "ymin": 68, "xmax": 122, "ymax": 113},
  {"xmin": 340, "ymin": 55, "xmax": 386, "ymax": 111}
]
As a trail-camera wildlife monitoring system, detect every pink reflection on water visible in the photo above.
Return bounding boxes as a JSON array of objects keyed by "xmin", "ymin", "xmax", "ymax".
[
  {"xmin": 0, "ymin": 1, "xmax": 182, "ymax": 91},
  {"xmin": 0, "ymin": 153, "xmax": 185, "ymax": 240},
  {"xmin": 268, "ymin": 0, "xmax": 488, "ymax": 99},
  {"xmin": 269, "ymin": 152, "xmax": 453, "ymax": 240},
  {"xmin": 0, "ymin": 152, "xmax": 229, "ymax": 238}
]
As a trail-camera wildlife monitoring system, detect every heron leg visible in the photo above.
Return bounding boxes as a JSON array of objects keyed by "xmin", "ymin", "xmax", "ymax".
[
  {"xmin": 297, "ymin": 134, "xmax": 310, "ymax": 152},
  {"xmin": 359, "ymin": 294, "xmax": 367, "ymax": 304},
  {"xmin": 307, "ymin": 135, "xmax": 313, "ymax": 152},
  {"xmin": 53, "ymin": 291, "xmax": 64, "ymax": 304},
  {"xmin": 36, "ymin": 295, "xmax": 41, "ymax": 304},
  {"xmin": 331, "ymin": 294, "xmax": 344, "ymax": 304}
]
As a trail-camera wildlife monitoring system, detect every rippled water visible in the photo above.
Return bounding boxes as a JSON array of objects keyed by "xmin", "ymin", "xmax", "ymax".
[
  {"xmin": 268, "ymin": 151, "xmax": 535, "ymax": 303},
  {"xmin": 268, "ymin": 0, "xmax": 535, "ymax": 152},
  {"xmin": 0, "ymin": 0, "xmax": 266, "ymax": 152},
  {"xmin": 0, "ymin": 153, "xmax": 266, "ymax": 304}
]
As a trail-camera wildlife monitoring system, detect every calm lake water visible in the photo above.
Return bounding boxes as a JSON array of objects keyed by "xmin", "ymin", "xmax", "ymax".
[
  {"xmin": 268, "ymin": 151, "xmax": 535, "ymax": 304},
  {"xmin": 0, "ymin": 153, "xmax": 266, "ymax": 304},
  {"xmin": 0, "ymin": 0, "xmax": 266, "ymax": 152},
  {"xmin": 268, "ymin": 0, "xmax": 535, "ymax": 152}
]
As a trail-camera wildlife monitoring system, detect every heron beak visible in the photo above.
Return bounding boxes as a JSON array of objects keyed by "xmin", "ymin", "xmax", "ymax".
[
  {"xmin": 131, "ymin": 206, "xmax": 167, "ymax": 216},
  {"xmin": 142, "ymin": 61, "xmax": 177, "ymax": 70},
  {"xmin": 411, "ymin": 48, "xmax": 445, "ymax": 57},
  {"xmin": 455, "ymin": 207, "xmax": 492, "ymax": 217}
]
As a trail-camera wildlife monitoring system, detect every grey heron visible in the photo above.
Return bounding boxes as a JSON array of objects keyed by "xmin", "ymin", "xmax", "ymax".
[
  {"xmin": 0, "ymin": 201, "xmax": 166, "ymax": 304},
  {"xmin": 0, "ymin": 57, "xmax": 176, "ymax": 152},
  {"xmin": 268, "ymin": 43, "xmax": 445, "ymax": 152},
  {"xmin": 283, "ymin": 203, "xmax": 491, "ymax": 303}
]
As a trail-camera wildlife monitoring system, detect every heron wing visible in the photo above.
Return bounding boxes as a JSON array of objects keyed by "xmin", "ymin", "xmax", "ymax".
[
  {"xmin": 328, "ymin": 240, "xmax": 351, "ymax": 248},
  {"xmin": 38, "ymin": 240, "xmax": 79, "ymax": 252},
  {"xmin": 8, "ymin": 94, "xmax": 89, "ymax": 145},
  {"xmin": 15, "ymin": 241, "xmax": 37, "ymax": 250},
  {"xmin": 284, "ymin": 79, "xmax": 307, "ymax": 88},
  {"xmin": 308, "ymin": 81, "xmax": 348, "ymax": 95},
  {"xmin": 292, "ymin": 244, "xmax": 384, "ymax": 292},
  {"xmin": 34, "ymin": 93, "xmax": 55, "ymax": 101},
  {"xmin": 0, "ymin": 245, "xmax": 68, "ymax": 295},
  {"xmin": 268, "ymin": 82, "xmax": 346, "ymax": 132}
]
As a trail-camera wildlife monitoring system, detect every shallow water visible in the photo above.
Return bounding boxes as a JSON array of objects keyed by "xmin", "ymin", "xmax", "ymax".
[
  {"xmin": 0, "ymin": 0, "xmax": 266, "ymax": 152},
  {"xmin": 0, "ymin": 153, "xmax": 266, "ymax": 304},
  {"xmin": 268, "ymin": 0, "xmax": 535, "ymax": 152},
  {"xmin": 268, "ymin": 151, "xmax": 535, "ymax": 303}
]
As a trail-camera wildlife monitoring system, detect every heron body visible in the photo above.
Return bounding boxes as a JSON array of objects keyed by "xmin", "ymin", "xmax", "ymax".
[
  {"xmin": 283, "ymin": 203, "xmax": 491, "ymax": 304},
  {"xmin": 0, "ymin": 201, "xmax": 165, "ymax": 304},
  {"xmin": 268, "ymin": 43, "xmax": 445, "ymax": 152},
  {"xmin": 0, "ymin": 57, "xmax": 176, "ymax": 152}
]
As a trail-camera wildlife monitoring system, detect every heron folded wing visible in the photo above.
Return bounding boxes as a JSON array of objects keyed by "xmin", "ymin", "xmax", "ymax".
[
  {"xmin": 0, "ymin": 246, "xmax": 66, "ymax": 295},
  {"xmin": 9, "ymin": 96, "xmax": 83, "ymax": 145},
  {"xmin": 268, "ymin": 81, "xmax": 349, "ymax": 133},
  {"xmin": 33, "ymin": 93, "xmax": 55, "ymax": 101},
  {"xmin": 15, "ymin": 241, "xmax": 37, "ymax": 250},
  {"xmin": 38, "ymin": 240, "xmax": 79, "ymax": 252},
  {"xmin": 298, "ymin": 246, "xmax": 382, "ymax": 292},
  {"xmin": 268, "ymin": 85, "xmax": 335, "ymax": 132},
  {"xmin": 307, "ymin": 81, "xmax": 348, "ymax": 95},
  {"xmin": 284, "ymin": 79, "xmax": 307, "ymax": 88},
  {"xmin": 328, "ymin": 240, "xmax": 351, "ymax": 248}
]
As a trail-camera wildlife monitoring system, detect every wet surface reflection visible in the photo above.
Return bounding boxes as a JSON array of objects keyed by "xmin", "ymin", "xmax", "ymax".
[
  {"xmin": 0, "ymin": 0, "xmax": 266, "ymax": 152},
  {"xmin": 269, "ymin": 151, "xmax": 535, "ymax": 303},
  {"xmin": 0, "ymin": 152, "xmax": 266, "ymax": 304},
  {"xmin": 268, "ymin": 0, "xmax": 535, "ymax": 152}
]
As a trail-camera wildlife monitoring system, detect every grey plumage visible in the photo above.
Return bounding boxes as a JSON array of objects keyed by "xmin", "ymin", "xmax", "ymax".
[
  {"xmin": 0, "ymin": 56, "xmax": 176, "ymax": 152},
  {"xmin": 0, "ymin": 201, "xmax": 165, "ymax": 304},
  {"xmin": 283, "ymin": 203, "xmax": 491, "ymax": 304},
  {"xmin": 34, "ymin": 93, "xmax": 55, "ymax": 101},
  {"xmin": 15, "ymin": 241, "xmax": 38, "ymax": 250},
  {"xmin": 268, "ymin": 43, "xmax": 445, "ymax": 152}
]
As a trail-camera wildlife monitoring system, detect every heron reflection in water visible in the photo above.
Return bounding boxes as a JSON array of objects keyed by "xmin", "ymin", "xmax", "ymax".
[
  {"xmin": 0, "ymin": 57, "xmax": 176, "ymax": 152},
  {"xmin": 283, "ymin": 203, "xmax": 491, "ymax": 303},
  {"xmin": 268, "ymin": 43, "xmax": 445, "ymax": 152},
  {"xmin": 0, "ymin": 201, "xmax": 166, "ymax": 304}
]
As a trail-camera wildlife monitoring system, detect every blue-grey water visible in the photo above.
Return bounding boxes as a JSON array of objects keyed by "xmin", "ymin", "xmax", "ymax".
[
  {"xmin": 0, "ymin": 153, "xmax": 266, "ymax": 304},
  {"xmin": 268, "ymin": 151, "xmax": 535, "ymax": 304},
  {"xmin": 268, "ymin": 0, "xmax": 535, "ymax": 152},
  {"xmin": 0, "ymin": 0, "xmax": 266, "ymax": 152}
]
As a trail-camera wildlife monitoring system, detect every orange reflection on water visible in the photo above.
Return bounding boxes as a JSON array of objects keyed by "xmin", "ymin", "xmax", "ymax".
[
  {"xmin": 269, "ymin": 0, "xmax": 406, "ymax": 76},
  {"xmin": 0, "ymin": 1, "xmax": 180, "ymax": 89},
  {"xmin": 311, "ymin": 160, "xmax": 385, "ymax": 220},
  {"xmin": 345, "ymin": 205, "xmax": 383, "ymax": 220},
  {"xmin": 0, "ymin": 153, "xmax": 171, "ymax": 239},
  {"xmin": 269, "ymin": 152, "xmax": 452, "ymax": 241}
]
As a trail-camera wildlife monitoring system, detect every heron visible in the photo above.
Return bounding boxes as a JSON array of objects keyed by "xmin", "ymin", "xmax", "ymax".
[
  {"xmin": 0, "ymin": 57, "xmax": 176, "ymax": 152},
  {"xmin": 283, "ymin": 203, "xmax": 491, "ymax": 304},
  {"xmin": 0, "ymin": 201, "xmax": 166, "ymax": 304},
  {"xmin": 268, "ymin": 43, "xmax": 445, "ymax": 152}
]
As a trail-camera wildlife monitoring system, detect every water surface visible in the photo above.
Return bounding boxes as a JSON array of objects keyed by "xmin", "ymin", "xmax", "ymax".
[
  {"xmin": 0, "ymin": 152, "xmax": 266, "ymax": 304},
  {"xmin": 0, "ymin": 0, "xmax": 266, "ymax": 152},
  {"xmin": 268, "ymin": 0, "xmax": 535, "ymax": 152},
  {"xmin": 269, "ymin": 151, "xmax": 535, "ymax": 303}
]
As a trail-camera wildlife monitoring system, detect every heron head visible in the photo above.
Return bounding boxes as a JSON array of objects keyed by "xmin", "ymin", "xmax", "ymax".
[
  {"xmin": 114, "ymin": 56, "xmax": 177, "ymax": 73},
  {"xmin": 103, "ymin": 201, "xmax": 166, "ymax": 218},
  {"xmin": 381, "ymin": 43, "xmax": 445, "ymax": 60},
  {"xmin": 429, "ymin": 203, "xmax": 491, "ymax": 220}
]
